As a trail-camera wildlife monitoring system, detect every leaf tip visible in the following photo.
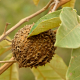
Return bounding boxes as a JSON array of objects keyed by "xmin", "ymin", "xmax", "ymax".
[{"xmin": 32, "ymin": 0, "xmax": 40, "ymax": 6}]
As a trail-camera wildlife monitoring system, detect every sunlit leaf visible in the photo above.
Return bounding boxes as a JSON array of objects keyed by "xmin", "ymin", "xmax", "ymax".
[
  {"xmin": 55, "ymin": 7, "xmax": 80, "ymax": 48},
  {"xmin": 66, "ymin": 48, "xmax": 80, "ymax": 80},
  {"xmin": 62, "ymin": 0, "xmax": 76, "ymax": 8},
  {"xmin": 0, "ymin": 36, "xmax": 11, "ymax": 56},
  {"xmin": 28, "ymin": 10, "xmax": 61, "ymax": 37},
  {"xmin": 0, "ymin": 53, "xmax": 19, "ymax": 80},
  {"xmin": 32, "ymin": 0, "xmax": 40, "ymax": 5},
  {"xmin": 32, "ymin": 54, "xmax": 67, "ymax": 80}
]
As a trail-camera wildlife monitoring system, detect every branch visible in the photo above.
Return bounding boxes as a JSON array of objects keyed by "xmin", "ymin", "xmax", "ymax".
[
  {"xmin": 0, "ymin": 57, "xmax": 15, "ymax": 75},
  {"xmin": 49, "ymin": 0, "xmax": 71, "ymax": 12},
  {"xmin": 0, "ymin": 60, "xmax": 16, "ymax": 63},
  {"xmin": 0, "ymin": 0, "xmax": 53, "ymax": 42},
  {"xmin": 52, "ymin": 0, "xmax": 60, "ymax": 12}
]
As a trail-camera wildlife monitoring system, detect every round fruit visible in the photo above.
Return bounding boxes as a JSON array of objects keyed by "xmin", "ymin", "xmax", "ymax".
[{"xmin": 12, "ymin": 24, "xmax": 56, "ymax": 68}]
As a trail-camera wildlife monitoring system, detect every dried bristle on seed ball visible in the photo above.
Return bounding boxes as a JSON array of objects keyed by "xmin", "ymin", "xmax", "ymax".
[{"xmin": 12, "ymin": 24, "xmax": 56, "ymax": 68}]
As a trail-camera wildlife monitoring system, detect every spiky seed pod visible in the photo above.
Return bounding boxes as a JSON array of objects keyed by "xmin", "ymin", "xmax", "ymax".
[{"xmin": 12, "ymin": 24, "xmax": 56, "ymax": 68}]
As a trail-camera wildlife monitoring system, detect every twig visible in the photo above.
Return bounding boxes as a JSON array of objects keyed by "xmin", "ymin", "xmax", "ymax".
[
  {"xmin": 0, "ymin": 0, "xmax": 53, "ymax": 42},
  {"xmin": 0, "ymin": 57, "xmax": 15, "ymax": 75},
  {"xmin": 0, "ymin": 60, "xmax": 16, "ymax": 63},
  {"xmin": 4, "ymin": 38, "xmax": 12, "ymax": 42},
  {"xmin": 52, "ymin": 0, "xmax": 60, "ymax": 12},
  {"xmin": 49, "ymin": 1, "xmax": 55, "ymax": 7},
  {"xmin": 49, "ymin": 0, "xmax": 71, "ymax": 12},
  {"xmin": 3, "ymin": 23, "xmax": 11, "ymax": 34}
]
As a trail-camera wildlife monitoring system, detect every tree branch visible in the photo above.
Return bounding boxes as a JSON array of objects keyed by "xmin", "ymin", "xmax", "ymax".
[
  {"xmin": 49, "ymin": 0, "xmax": 71, "ymax": 12},
  {"xmin": 0, "ymin": 60, "xmax": 16, "ymax": 63},
  {"xmin": 0, "ymin": 0, "xmax": 54, "ymax": 42},
  {"xmin": 0, "ymin": 57, "xmax": 15, "ymax": 75}
]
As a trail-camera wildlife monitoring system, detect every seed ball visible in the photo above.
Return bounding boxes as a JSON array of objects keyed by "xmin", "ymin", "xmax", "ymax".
[{"xmin": 12, "ymin": 24, "xmax": 56, "ymax": 68}]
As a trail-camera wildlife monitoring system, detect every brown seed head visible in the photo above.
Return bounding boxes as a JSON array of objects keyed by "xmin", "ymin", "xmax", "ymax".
[{"xmin": 12, "ymin": 24, "xmax": 56, "ymax": 68}]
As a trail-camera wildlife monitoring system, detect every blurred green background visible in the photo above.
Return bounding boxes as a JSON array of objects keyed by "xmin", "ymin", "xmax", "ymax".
[{"xmin": 0, "ymin": 0, "xmax": 80, "ymax": 80}]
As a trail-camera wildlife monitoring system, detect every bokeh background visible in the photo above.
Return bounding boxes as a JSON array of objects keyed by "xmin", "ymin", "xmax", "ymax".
[{"xmin": 0, "ymin": 0, "xmax": 80, "ymax": 80}]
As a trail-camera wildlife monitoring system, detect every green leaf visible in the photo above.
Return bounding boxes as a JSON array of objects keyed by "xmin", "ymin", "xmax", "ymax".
[
  {"xmin": 0, "ymin": 36, "xmax": 11, "ymax": 56},
  {"xmin": 32, "ymin": 54, "xmax": 67, "ymax": 80},
  {"xmin": 32, "ymin": 0, "xmax": 40, "ymax": 5},
  {"xmin": 62, "ymin": 0, "xmax": 76, "ymax": 8},
  {"xmin": 55, "ymin": 7, "xmax": 80, "ymax": 48},
  {"xmin": 78, "ymin": 16, "xmax": 80, "ymax": 23},
  {"xmin": 66, "ymin": 48, "xmax": 80, "ymax": 80},
  {"xmin": 28, "ymin": 10, "xmax": 61, "ymax": 37},
  {"xmin": 0, "ymin": 54, "xmax": 19, "ymax": 80}
]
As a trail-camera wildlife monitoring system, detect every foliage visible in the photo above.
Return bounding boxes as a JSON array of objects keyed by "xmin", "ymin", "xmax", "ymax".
[
  {"xmin": 0, "ymin": 0, "xmax": 80, "ymax": 80},
  {"xmin": 62, "ymin": 0, "xmax": 76, "ymax": 8},
  {"xmin": 28, "ymin": 10, "xmax": 61, "ymax": 37},
  {"xmin": 0, "ymin": 36, "xmax": 11, "ymax": 56},
  {"xmin": 32, "ymin": 54, "xmax": 67, "ymax": 80},
  {"xmin": 66, "ymin": 48, "xmax": 80, "ymax": 80},
  {"xmin": 55, "ymin": 7, "xmax": 80, "ymax": 48}
]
